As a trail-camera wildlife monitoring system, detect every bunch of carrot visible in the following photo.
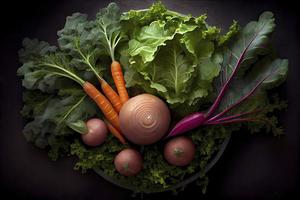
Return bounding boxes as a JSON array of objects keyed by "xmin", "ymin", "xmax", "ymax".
[{"xmin": 83, "ymin": 60, "xmax": 129, "ymax": 144}]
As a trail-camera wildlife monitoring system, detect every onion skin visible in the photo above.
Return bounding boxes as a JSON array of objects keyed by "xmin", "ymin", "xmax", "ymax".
[
  {"xmin": 114, "ymin": 148, "xmax": 143, "ymax": 176},
  {"xmin": 119, "ymin": 94, "xmax": 171, "ymax": 145},
  {"xmin": 164, "ymin": 136, "xmax": 196, "ymax": 166},
  {"xmin": 81, "ymin": 118, "xmax": 108, "ymax": 146}
]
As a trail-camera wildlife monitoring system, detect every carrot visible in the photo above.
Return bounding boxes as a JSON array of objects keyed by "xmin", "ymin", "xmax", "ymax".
[
  {"xmin": 100, "ymin": 79, "xmax": 123, "ymax": 113},
  {"xmin": 83, "ymin": 81, "xmax": 120, "ymax": 130},
  {"xmin": 111, "ymin": 61, "xmax": 129, "ymax": 103},
  {"xmin": 74, "ymin": 50, "xmax": 123, "ymax": 112},
  {"xmin": 105, "ymin": 119, "xmax": 126, "ymax": 144},
  {"xmin": 37, "ymin": 60, "xmax": 123, "ymax": 132}
]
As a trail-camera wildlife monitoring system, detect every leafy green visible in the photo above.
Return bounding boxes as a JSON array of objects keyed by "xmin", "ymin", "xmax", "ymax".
[
  {"xmin": 47, "ymin": 135, "xmax": 71, "ymax": 161},
  {"xmin": 21, "ymin": 89, "xmax": 97, "ymax": 147},
  {"xmin": 140, "ymin": 39, "xmax": 197, "ymax": 102},
  {"xmin": 57, "ymin": 3, "xmax": 125, "ymax": 86},
  {"xmin": 121, "ymin": 5, "xmax": 240, "ymax": 114},
  {"xmin": 217, "ymin": 57, "xmax": 288, "ymax": 113},
  {"xmin": 218, "ymin": 11, "xmax": 275, "ymax": 84},
  {"xmin": 68, "ymin": 120, "xmax": 88, "ymax": 134},
  {"xmin": 127, "ymin": 20, "xmax": 182, "ymax": 63},
  {"xmin": 244, "ymin": 94, "xmax": 287, "ymax": 136},
  {"xmin": 18, "ymin": 38, "xmax": 98, "ymax": 152},
  {"xmin": 121, "ymin": 2, "xmax": 168, "ymax": 36},
  {"xmin": 19, "ymin": 38, "xmax": 57, "ymax": 63},
  {"xmin": 211, "ymin": 12, "xmax": 288, "ymax": 121},
  {"xmin": 17, "ymin": 40, "xmax": 73, "ymax": 93},
  {"xmin": 18, "ymin": 43, "xmax": 85, "ymax": 88},
  {"xmin": 57, "ymin": 12, "xmax": 109, "ymax": 84},
  {"xmin": 91, "ymin": 2, "xmax": 124, "ymax": 61},
  {"xmin": 217, "ymin": 20, "xmax": 239, "ymax": 46}
]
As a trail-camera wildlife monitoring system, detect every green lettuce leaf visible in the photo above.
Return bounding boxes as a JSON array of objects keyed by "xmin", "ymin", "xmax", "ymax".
[
  {"xmin": 128, "ymin": 21, "xmax": 179, "ymax": 63},
  {"xmin": 121, "ymin": 2, "xmax": 168, "ymax": 36},
  {"xmin": 122, "ymin": 10, "xmax": 228, "ymax": 113},
  {"xmin": 141, "ymin": 40, "xmax": 196, "ymax": 104},
  {"xmin": 217, "ymin": 20, "xmax": 239, "ymax": 46}
]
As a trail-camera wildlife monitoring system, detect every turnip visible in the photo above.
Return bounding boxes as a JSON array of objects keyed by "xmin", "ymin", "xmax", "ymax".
[
  {"xmin": 81, "ymin": 118, "xmax": 108, "ymax": 146},
  {"xmin": 114, "ymin": 148, "xmax": 143, "ymax": 176},
  {"xmin": 119, "ymin": 94, "xmax": 171, "ymax": 145},
  {"xmin": 164, "ymin": 136, "xmax": 196, "ymax": 166}
]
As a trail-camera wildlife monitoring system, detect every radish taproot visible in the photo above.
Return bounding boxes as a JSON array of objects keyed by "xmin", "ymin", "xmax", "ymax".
[
  {"xmin": 119, "ymin": 94, "xmax": 171, "ymax": 145},
  {"xmin": 164, "ymin": 136, "xmax": 196, "ymax": 166},
  {"xmin": 81, "ymin": 118, "xmax": 108, "ymax": 146},
  {"xmin": 114, "ymin": 148, "xmax": 143, "ymax": 176}
]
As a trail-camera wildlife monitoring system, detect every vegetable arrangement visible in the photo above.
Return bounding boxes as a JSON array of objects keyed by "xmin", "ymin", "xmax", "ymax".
[{"xmin": 18, "ymin": 2, "xmax": 288, "ymax": 194}]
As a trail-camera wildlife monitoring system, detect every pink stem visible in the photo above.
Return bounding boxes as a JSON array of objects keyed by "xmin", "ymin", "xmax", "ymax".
[
  {"xmin": 206, "ymin": 24, "xmax": 268, "ymax": 119},
  {"xmin": 208, "ymin": 68, "xmax": 277, "ymax": 122},
  {"xmin": 205, "ymin": 117, "xmax": 258, "ymax": 125},
  {"xmin": 205, "ymin": 49, "xmax": 246, "ymax": 119},
  {"xmin": 205, "ymin": 109, "xmax": 262, "ymax": 124}
]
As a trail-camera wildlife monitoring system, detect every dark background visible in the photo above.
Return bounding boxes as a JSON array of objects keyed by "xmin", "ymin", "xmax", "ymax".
[{"xmin": 0, "ymin": 0, "xmax": 299, "ymax": 199}]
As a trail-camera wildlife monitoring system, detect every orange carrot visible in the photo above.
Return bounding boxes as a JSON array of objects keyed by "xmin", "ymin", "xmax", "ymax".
[
  {"xmin": 100, "ymin": 79, "xmax": 123, "ymax": 113},
  {"xmin": 105, "ymin": 119, "xmax": 126, "ymax": 144},
  {"xmin": 83, "ymin": 81, "xmax": 120, "ymax": 130},
  {"xmin": 111, "ymin": 61, "xmax": 129, "ymax": 103}
]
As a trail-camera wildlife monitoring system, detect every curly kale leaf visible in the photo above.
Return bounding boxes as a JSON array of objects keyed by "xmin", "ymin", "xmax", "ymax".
[{"xmin": 18, "ymin": 39, "xmax": 99, "ymax": 156}]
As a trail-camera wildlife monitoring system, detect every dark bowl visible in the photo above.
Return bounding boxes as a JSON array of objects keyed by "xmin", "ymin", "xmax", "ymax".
[{"xmin": 94, "ymin": 136, "xmax": 230, "ymax": 193}]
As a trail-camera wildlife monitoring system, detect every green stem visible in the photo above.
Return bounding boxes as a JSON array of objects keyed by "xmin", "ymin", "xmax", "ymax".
[
  {"xmin": 42, "ymin": 63, "xmax": 85, "ymax": 85},
  {"xmin": 50, "ymin": 72, "xmax": 83, "ymax": 85},
  {"xmin": 98, "ymin": 22, "xmax": 115, "ymax": 61},
  {"xmin": 105, "ymin": 30, "xmax": 115, "ymax": 61},
  {"xmin": 86, "ymin": 60, "xmax": 103, "ymax": 81},
  {"xmin": 102, "ymin": 22, "xmax": 114, "ymax": 60},
  {"xmin": 112, "ymin": 34, "xmax": 121, "ymax": 52},
  {"xmin": 76, "ymin": 49, "xmax": 103, "ymax": 81}
]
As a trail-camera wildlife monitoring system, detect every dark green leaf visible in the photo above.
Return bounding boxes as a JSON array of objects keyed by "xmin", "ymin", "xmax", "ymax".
[
  {"xmin": 68, "ymin": 120, "xmax": 88, "ymax": 134},
  {"xmin": 19, "ymin": 38, "xmax": 56, "ymax": 63},
  {"xmin": 219, "ymin": 12, "xmax": 275, "ymax": 84}
]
